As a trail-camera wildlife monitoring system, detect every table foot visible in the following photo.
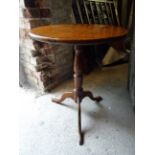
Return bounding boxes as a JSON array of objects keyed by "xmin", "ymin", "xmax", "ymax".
[
  {"xmin": 83, "ymin": 90, "xmax": 103, "ymax": 102},
  {"xmin": 79, "ymin": 132, "xmax": 84, "ymax": 145},
  {"xmin": 52, "ymin": 92, "xmax": 74, "ymax": 104},
  {"xmin": 52, "ymin": 90, "xmax": 102, "ymax": 104},
  {"xmin": 77, "ymin": 98, "xmax": 83, "ymax": 145}
]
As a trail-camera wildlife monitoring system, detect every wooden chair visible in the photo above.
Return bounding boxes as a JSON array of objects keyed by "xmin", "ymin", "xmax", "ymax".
[
  {"xmin": 76, "ymin": 0, "xmax": 119, "ymax": 25},
  {"xmin": 72, "ymin": 0, "xmax": 127, "ymax": 67}
]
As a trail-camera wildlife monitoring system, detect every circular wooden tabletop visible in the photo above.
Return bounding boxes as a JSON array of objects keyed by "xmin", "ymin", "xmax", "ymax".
[{"xmin": 29, "ymin": 24, "xmax": 128, "ymax": 45}]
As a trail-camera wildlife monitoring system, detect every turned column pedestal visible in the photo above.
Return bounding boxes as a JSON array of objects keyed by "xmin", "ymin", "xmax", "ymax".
[{"xmin": 52, "ymin": 45, "xmax": 102, "ymax": 145}]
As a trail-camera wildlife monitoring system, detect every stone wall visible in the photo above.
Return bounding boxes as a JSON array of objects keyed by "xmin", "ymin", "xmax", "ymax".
[{"xmin": 19, "ymin": 0, "xmax": 74, "ymax": 92}]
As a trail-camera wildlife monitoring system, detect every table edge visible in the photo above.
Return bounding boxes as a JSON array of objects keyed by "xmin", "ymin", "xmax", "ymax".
[{"xmin": 29, "ymin": 32, "xmax": 128, "ymax": 45}]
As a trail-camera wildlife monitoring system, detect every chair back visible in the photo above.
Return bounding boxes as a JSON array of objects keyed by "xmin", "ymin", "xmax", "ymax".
[{"xmin": 72, "ymin": 0, "xmax": 120, "ymax": 25}]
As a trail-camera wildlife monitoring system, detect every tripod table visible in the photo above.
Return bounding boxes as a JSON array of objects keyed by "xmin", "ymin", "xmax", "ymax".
[{"xmin": 29, "ymin": 24, "xmax": 128, "ymax": 145}]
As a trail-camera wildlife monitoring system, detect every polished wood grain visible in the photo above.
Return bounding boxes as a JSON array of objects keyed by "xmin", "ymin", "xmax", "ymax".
[{"xmin": 29, "ymin": 24, "xmax": 128, "ymax": 44}]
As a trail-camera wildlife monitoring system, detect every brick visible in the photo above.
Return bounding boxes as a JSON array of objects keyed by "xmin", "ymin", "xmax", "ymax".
[
  {"xmin": 24, "ymin": 0, "xmax": 47, "ymax": 8},
  {"xmin": 41, "ymin": 70, "xmax": 53, "ymax": 77},
  {"xmin": 32, "ymin": 40, "xmax": 44, "ymax": 50},
  {"xmin": 32, "ymin": 42, "xmax": 55, "ymax": 56},
  {"xmin": 20, "ymin": 39, "xmax": 55, "ymax": 56},
  {"xmin": 36, "ymin": 55, "xmax": 55, "ymax": 64},
  {"xmin": 22, "ymin": 8, "xmax": 40, "ymax": 18},
  {"xmin": 24, "ymin": 0, "xmax": 36, "ymax": 8},
  {"xmin": 19, "ymin": 18, "xmax": 51, "ymax": 29},
  {"xmin": 39, "ymin": 44, "xmax": 54, "ymax": 55},
  {"xmin": 29, "ymin": 18, "xmax": 51, "ymax": 28},
  {"xmin": 44, "ymin": 83, "xmax": 56, "ymax": 92},
  {"xmin": 35, "ymin": 62, "xmax": 56, "ymax": 72},
  {"xmin": 20, "ymin": 8, "xmax": 51, "ymax": 18},
  {"xmin": 31, "ymin": 49, "xmax": 42, "ymax": 57},
  {"xmin": 42, "ymin": 78, "xmax": 53, "ymax": 87},
  {"xmin": 40, "ymin": 8, "xmax": 51, "ymax": 18}
]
